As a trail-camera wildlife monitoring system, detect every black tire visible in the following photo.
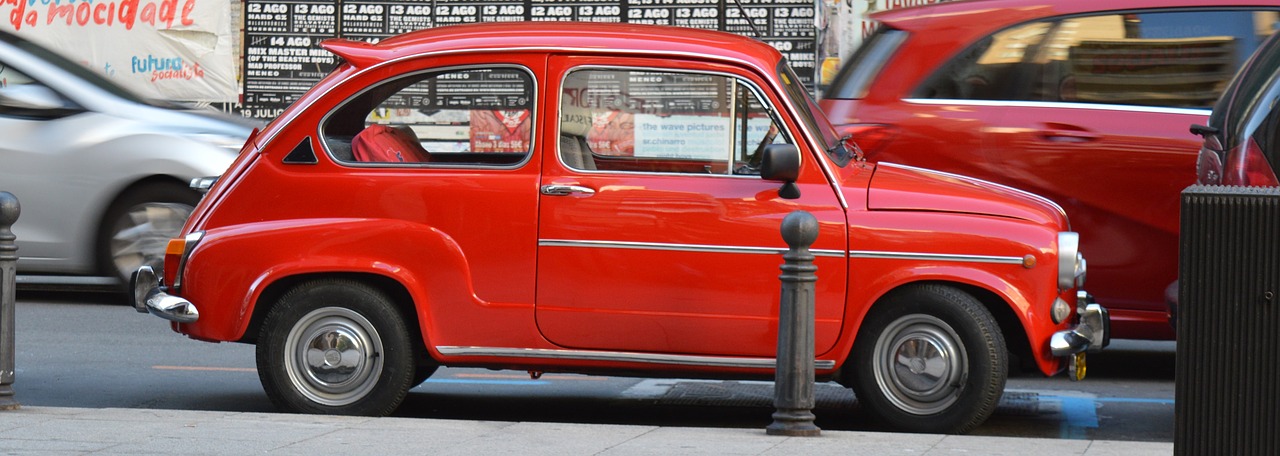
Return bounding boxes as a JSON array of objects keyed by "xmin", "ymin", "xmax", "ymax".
[
  {"xmin": 97, "ymin": 181, "xmax": 200, "ymax": 285},
  {"xmin": 849, "ymin": 284, "xmax": 1007, "ymax": 434},
  {"xmin": 256, "ymin": 280, "xmax": 418, "ymax": 416}
]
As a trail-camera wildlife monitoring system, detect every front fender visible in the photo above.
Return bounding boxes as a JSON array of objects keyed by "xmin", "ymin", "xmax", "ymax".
[
  {"xmin": 850, "ymin": 264, "xmax": 1063, "ymax": 375},
  {"xmin": 841, "ymin": 211, "xmax": 1071, "ymax": 376}
]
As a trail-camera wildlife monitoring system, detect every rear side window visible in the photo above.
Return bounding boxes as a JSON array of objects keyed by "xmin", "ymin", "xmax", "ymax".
[
  {"xmin": 915, "ymin": 9, "xmax": 1280, "ymax": 109},
  {"xmin": 824, "ymin": 26, "xmax": 908, "ymax": 99},
  {"xmin": 322, "ymin": 66, "xmax": 534, "ymax": 167}
]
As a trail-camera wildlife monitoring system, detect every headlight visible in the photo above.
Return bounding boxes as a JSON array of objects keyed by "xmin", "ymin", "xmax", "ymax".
[{"xmin": 1057, "ymin": 232, "xmax": 1086, "ymax": 290}]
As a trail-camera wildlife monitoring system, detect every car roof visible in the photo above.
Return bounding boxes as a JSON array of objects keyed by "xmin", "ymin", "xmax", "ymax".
[
  {"xmin": 321, "ymin": 21, "xmax": 784, "ymax": 73},
  {"xmin": 872, "ymin": 0, "xmax": 1280, "ymax": 31}
]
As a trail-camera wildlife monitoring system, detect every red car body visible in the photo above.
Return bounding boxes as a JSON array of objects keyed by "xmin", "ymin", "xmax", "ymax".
[
  {"xmin": 821, "ymin": 0, "xmax": 1280, "ymax": 341},
  {"xmin": 133, "ymin": 22, "xmax": 1104, "ymax": 434}
]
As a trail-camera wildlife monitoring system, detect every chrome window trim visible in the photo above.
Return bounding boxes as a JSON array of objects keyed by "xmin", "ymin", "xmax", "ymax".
[
  {"xmin": 538, "ymin": 239, "xmax": 846, "ymax": 258},
  {"xmin": 850, "ymin": 250, "xmax": 1026, "ymax": 265},
  {"xmin": 268, "ymin": 46, "xmax": 788, "ymax": 153},
  {"xmin": 436, "ymin": 346, "xmax": 837, "ymax": 370},
  {"xmin": 315, "ymin": 63, "xmax": 538, "ymax": 170},
  {"xmin": 256, "ymin": 44, "xmax": 846, "ymax": 207},
  {"xmin": 903, "ymin": 98, "xmax": 1210, "ymax": 117}
]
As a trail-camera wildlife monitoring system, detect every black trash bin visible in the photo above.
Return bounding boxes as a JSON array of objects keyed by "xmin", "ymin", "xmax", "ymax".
[{"xmin": 1177, "ymin": 185, "xmax": 1280, "ymax": 456}]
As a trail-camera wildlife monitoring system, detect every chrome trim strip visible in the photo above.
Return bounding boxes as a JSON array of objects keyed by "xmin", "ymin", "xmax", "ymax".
[
  {"xmin": 436, "ymin": 346, "xmax": 837, "ymax": 370},
  {"xmin": 903, "ymin": 98, "xmax": 1210, "ymax": 117},
  {"xmin": 850, "ymin": 250, "xmax": 1025, "ymax": 265},
  {"xmin": 539, "ymin": 239, "xmax": 846, "ymax": 258}
]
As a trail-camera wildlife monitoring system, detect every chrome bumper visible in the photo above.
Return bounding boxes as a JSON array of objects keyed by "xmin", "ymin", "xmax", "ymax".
[
  {"xmin": 130, "ymin": 266, "xmax": 199, "ymax": 323},
  {"xmin": 1050, "ymin": 291, "xmax": 1109, "ymax": 357}
]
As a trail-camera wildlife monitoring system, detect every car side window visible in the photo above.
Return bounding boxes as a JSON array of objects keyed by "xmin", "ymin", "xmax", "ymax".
[
  {"xmin": 559, "ymin": 68, "xmax": 788, "ymax": 175},
  {"xmin": 0, "ymin": 62, "xmax": 78, "ymax": 119},
  {"xmin": 322, "ymin": 66, "xmax": 533, "ymax": 166},
  {"xmin": 916, "ymin": 10, "xmax": 1280, "ymax": 109}
]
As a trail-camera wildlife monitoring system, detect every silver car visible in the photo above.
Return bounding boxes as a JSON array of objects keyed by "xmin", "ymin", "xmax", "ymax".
[{"xmin": 0, "ymin": 29, "xmax": 259, "ymax": 288}]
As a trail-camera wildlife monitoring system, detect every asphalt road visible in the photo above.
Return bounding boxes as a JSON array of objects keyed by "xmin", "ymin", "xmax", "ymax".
[{"xmin": 10, "ymin": 291, "xmax": 1175, "ymax": 442}]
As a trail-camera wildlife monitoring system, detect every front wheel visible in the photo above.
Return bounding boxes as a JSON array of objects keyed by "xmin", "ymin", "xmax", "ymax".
[
  {"xmin": 256, "ymin": 280, "xmax": 417, "ymax": 416},
  {"xmin": 849, "ymin": 284, "xmax": 1007, "ymax": 434}
]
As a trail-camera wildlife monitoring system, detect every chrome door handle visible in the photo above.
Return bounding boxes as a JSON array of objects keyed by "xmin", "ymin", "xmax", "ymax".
[{"xmin": 540, "ymin": 184, "xmax": 596, "ymax": 196}]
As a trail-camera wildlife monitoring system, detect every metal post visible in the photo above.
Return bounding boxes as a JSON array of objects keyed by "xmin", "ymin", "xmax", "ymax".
[
  {"xmin": 767, "ymin": 210, "xmax": 819, "ymax": 436},
  {"xmin": 0, "ymin": 191, "xmax": 19, "ymax": 410}
]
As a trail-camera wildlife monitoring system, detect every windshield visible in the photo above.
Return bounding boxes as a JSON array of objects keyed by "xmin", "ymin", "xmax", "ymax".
[
  {"xmin": 824, "ymin": 26, "xmax": 907, "ymax": 99},
  {"xmin": 0, "ymin": 30, "xmax": 157, "ymax": 106},
  {"xmin": 777, "ymin": 61, "xmax": 853, "ymax": 167}
]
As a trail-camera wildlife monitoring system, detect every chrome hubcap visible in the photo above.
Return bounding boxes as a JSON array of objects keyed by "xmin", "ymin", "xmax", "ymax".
[
  {"xmin": 110, "ymin": 202, "xmax": 193, "ymax": 279},
  {"xmin": 284, "ymin": 307, "xmax": 383, "ymax": 406},
  {"xmin": 873, "ymin": 314, "xmax": 967, "ymax": 415}
]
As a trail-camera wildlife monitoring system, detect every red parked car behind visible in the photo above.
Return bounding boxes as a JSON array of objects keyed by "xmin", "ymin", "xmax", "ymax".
[
  {"xmin": 132, "ymin": 22, "xmax": 1105, "ymax": 434},
  {"xmin": 822, "ymin": 0, "xmax": 1280, "ymax": 340}
]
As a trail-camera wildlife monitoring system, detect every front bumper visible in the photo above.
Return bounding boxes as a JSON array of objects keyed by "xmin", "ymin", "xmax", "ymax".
[
  {"xmin": 1049, "ymin": 291, "xmax": 1109, "ymax": 380},
  {"xmin": 130, "ymin": 266, "xmax": 199, "ymax": 323},
  {"xmin": 1050, "ymin": 291, "xmax": 1110, "ymax": 356}
]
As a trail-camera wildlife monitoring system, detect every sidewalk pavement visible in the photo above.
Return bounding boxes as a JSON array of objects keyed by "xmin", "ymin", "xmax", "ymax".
[{"xmin": 0, "ymin": 406, "xmax": 1172, "ymax": 455}]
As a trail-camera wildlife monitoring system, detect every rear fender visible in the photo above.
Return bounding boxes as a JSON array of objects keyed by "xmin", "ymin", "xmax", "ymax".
[{"xmin": 176, "ymin": 218, "xmax": 476, "ymax": 344}]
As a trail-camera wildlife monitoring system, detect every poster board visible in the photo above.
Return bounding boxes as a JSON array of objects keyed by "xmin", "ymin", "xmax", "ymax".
[
  {"xmin": 1, "ymin": 0, "xmax": 238, "ymax": 102},
  {"xmin": 240, "ymin": 0, "xmax": 819, "ymax": 119}
]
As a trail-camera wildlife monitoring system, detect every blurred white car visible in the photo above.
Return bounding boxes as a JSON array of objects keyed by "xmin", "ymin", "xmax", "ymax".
[{"xmin": 0, "ymin": 29, "xmax": 260, "ymax": 288}]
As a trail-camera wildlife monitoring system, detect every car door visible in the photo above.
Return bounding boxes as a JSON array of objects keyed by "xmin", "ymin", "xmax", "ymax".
[
  {"xmin": 0, "ymin": 57, "xmax": 91, "ymax": 269},
  {"xmin": 534, "ymin": 56, "xmax": 848, "ymax": 358},
  {"xmin": 977, "ymin": 9, "xmax": 1276, "ymax": 316}
]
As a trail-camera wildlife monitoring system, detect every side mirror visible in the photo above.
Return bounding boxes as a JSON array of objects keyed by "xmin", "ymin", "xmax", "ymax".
[{"xmin": 760, "ymin": 143, "xmax": 801, "ymax": 199}]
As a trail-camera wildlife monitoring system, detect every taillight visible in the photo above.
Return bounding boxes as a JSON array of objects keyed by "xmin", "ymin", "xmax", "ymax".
[
  {"xmin": 1223, "ymin": 137, "xmax": 1280, "ymax": 187},
  {"xmin": 163, "ymin": 231, "xmax": 204, "ymax": 292},
  {"xmin": 835, "ymin": 124, "xmax": 897, "ymax": 158}
]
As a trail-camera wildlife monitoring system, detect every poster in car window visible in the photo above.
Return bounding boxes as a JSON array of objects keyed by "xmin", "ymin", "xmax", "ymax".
[{"xmin": 0, "ymin": 0, "xmax": 237, "ymax": 102}]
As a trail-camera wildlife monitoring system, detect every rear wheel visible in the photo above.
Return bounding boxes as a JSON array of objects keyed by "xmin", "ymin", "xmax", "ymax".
[
  {"xmin": 256, "ymin": 280, "xmax": 417, "ymax": 416},
  {"xmin": 97, "ymin": 181, "xmax": 199, "ymax": 285},
  {"xmin": 850, "ymin": 284, "xmax": 1007, "ymax": 434}
]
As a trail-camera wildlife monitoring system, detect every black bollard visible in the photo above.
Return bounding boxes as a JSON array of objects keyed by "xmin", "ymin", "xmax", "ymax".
[
  {"xmin": 767, "ymin": 210, "xmax": 819, "ymax": 436},
  {"xmin": 0, "ymin": 192, "xmax": 19, "ymax": 410}
]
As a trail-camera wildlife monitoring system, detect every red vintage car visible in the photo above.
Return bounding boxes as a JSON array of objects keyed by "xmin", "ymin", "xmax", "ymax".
[
  {"xmin": 821, "ymin": 0, "xmax": 1280, "ymax": 341},
  {"xmin": 132, "ymin": 22, "xmax": 1105, "ymax": 434}
]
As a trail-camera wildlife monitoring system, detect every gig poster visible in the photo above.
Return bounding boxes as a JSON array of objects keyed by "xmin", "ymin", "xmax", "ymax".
[{"xmin": 241, "ymin": 0, "xmax": 819, "ymax": 120}]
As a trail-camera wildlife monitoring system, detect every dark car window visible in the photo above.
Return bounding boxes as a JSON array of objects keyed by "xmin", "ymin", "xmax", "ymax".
[
  {"xmin": 915, "ymin": 9, "xmax": 1280, "ymax": 109},
  {"xmin": 1223, "ymin": 33, "xmax": 1280, "ymax": 177},
  {"xmin": 824, "ymin": 26, "xmax": 908, "ymax": 99},
  {"xmin": 1218, "ymin": 31, "xmax": 1280, "ymax": 148},
  {"xmin": 322, "ymin": 66, "xmax": 534, "ymax": 167},
  {"xmin": 0, "ymin": 62, "xmax": 81, "ymax": 119}
]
